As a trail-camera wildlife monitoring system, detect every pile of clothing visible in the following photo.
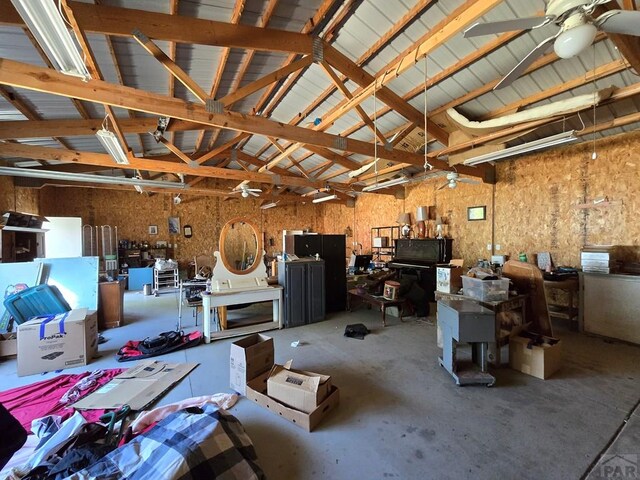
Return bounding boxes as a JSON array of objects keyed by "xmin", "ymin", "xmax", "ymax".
[{"xmin": 1, "ymin": 373, "xmax": 264, "ymax": 479}]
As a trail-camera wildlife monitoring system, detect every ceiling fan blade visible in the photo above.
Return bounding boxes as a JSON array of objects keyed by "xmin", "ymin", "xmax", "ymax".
[
  {"xmin": 595, "ymin": 10, "xmax": 640, "ymax": 36},
  {"xmin": 458, "ymin": 178, "xmax": 481, "ymax": 184},
  {"xmin": 436, "ymin": 182, "xmax": 449, "ymax": 191},
  {"xmin": 464, "ymin": 16, "xmax": 555, "ymax": 38},
  {"xmin": 494, "ymin": 32, "xmax": 559, "ymax": 90},
  {"xmin": 249, "ymin": 191, "xmax": 260, "ymax": 197}
]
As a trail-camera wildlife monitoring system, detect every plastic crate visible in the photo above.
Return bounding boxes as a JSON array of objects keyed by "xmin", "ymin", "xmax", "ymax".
[
  {"xmin": 3, "ymin": 284, "xmax": 71, "ymax": 325},
  {"xmin": 461, "ymin": 277, "xmax": 509, "ymax": 302}
]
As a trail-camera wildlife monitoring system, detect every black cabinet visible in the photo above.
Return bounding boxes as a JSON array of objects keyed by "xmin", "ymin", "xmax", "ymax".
[
  {"xmin": 293, "ymin": 234, "xmax": 346, "ymax": 312},
  {"xmin": 278, "ymin": 259, "xmax": 325, "ymax": 328}
]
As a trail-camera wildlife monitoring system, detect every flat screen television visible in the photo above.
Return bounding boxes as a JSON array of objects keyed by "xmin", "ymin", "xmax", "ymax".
[{"xmin": 353, "ymin": 254, "xmax": 373, "ymax": 272}]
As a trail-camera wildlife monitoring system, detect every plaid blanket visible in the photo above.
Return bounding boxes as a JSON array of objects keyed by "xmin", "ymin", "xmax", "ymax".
[{"xmin": 64, "ymin": 405, "xmax": 264, "ymax": 480}]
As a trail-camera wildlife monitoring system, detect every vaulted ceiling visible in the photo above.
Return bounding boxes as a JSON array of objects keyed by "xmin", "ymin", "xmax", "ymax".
[{"xmin": 0, "ymin": 0, "xmax": 639, "ymax": 205}]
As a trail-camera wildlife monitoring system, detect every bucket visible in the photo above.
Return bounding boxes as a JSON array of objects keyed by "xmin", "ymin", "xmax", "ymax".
[
  {"xmin": 143, "ymin": 284, "xmax": 152, "ymax": 296},
  {"xmin": 383, "ymin": 281, "xmax": 400, "ymax": 301}
]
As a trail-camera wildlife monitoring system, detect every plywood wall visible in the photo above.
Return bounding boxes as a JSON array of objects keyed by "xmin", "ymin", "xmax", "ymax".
[
  {"xmin": 3, "ymin": 129, "xmax": 639, "ymax": 270},
  {"xmin": 0, "ymin": 177, "xmax": 39, "ymax": 215},
  {"xmin": 324, "ymin": 129, "xmax": 640, "ymax": 268}
]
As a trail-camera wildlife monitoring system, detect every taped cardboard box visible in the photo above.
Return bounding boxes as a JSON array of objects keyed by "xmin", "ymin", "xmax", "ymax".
[
  {"xmin": 230, "ymin": 334, "xmax": 274, "ymax": 395},
  {"xmin": 17, "ymin": 308, "xmax": 97, "ymax": 377},
  {"xmin": 267, "ymin": 361, "xmax": 332, "ymax": 413},
  {"xmin": 509, "ymin": 333, "xmax": 562, "ymax": 380},
  {"xmin": 73, "ymin": 360, "xmax": 198, "ymax": 410},
  {"xmin": 247, "ymin": 370, "xmax": 339, "ymax": 432}
]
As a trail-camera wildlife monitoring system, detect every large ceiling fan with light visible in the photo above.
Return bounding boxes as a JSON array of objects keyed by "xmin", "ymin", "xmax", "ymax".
[
  {"xmin": 437, "ymin": 172, "xmax": 480, "ymax": 190},
  {"xmin": 465, "ymin": 0, "xmax": 640, "ymax": 89}
]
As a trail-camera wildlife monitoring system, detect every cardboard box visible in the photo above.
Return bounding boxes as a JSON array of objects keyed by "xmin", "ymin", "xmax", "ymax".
[
  {"xmin": 509, "ymin": 333, "xmax": 562, "ymax": 380},
  {"xmin": 17, "ymin": 308, "xmax": 98, "ymax": 376},
  {"xmin": 73, "ymin": 360, "xmax": 198, "ymax": 410},
  {"xmin": 247, "ymin": 370, "xmax": 340, "ymax": 431},
  {"xmin": 436, "ymin": 265, "xmax": 463, "ymax": 293},
  {"xmin": 267, "ymin": 362, "xmax": 332, "ymax": 413},
  {"xmin": 0, "ymin": 333, "xmax": 17, "ymax": 358},
  {"xmin": 230, "ymin": 334, "xmax": 274, "ymax": 395}
]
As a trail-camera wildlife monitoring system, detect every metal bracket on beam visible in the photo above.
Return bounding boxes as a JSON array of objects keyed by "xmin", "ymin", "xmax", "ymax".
[
  {"xmin": 384, "ymin": 141, "xmax": 393, "ymax": 152},
  {"xmin": 188, "ymin": 160, "xmax": 199, "ymax": 168},
  {"xmin": 151, "ymin": 116, "xmax": 170, "ymax": 143},
  {"xmin": 230, "ymin": 149, "xmax": 237, "ymax": 162},
  {"xmin": 270, "ymin": 174, "xmax": 281, "ymax": 186},
  {"xmin": 205, "ymin": 99, "xmax": 224, "ymax": 114},
  {"xmin": 312, "ymin": 37, "xmax": 324, "ymax": 63},
  {"xmin": 333, "ymin": 136, "xmax": 347, "ymax": 151}
]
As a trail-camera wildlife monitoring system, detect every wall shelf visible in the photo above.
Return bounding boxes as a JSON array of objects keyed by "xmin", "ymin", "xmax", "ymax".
[{"xmin": 370, "ymin": 226, "xmax": 400, "ymax": 261}]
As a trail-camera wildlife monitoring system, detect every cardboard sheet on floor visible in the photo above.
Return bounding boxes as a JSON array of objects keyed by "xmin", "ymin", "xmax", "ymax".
[{"xmin": 73, "ymin": 360, "xmax": 198, "ymax": 411}]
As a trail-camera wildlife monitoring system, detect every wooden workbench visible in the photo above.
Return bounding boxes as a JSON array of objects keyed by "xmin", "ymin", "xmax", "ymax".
[{"xmin": 347, "ymin": 289, "xmax": 408, "ymax": 326}]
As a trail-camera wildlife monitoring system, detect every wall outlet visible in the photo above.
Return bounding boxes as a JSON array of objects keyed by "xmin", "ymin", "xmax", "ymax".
[
  {"xmin": 486, "ymin": 243, "xmax": 492, "ymax": 251},
  {"xmin": 495, "ymin": 244, "xmax": 501, "ymax": 251}
]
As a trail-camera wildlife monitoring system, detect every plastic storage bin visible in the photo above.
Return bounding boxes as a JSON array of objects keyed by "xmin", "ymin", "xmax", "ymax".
[
  {"xmin": 461, "ymin": 277, "xmax": 509, "ymax": 302},
  {"xmin": 3, "ymin": 284, "xmax": 71, "ymax": 325}
]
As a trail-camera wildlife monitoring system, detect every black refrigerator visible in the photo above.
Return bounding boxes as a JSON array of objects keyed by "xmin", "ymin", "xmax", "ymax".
[{"xmin": 293, "ymin": 234, "xmax": 347, "ymax": 312}]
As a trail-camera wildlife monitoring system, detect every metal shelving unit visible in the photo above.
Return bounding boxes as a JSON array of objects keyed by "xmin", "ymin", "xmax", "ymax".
[
  {"xmin": 153, "ymin": 268, "xmax": 179, "ymax": 293},
  {"xmin": 370, "ymin": 226, "xmax": 400, "ymax": 261}
]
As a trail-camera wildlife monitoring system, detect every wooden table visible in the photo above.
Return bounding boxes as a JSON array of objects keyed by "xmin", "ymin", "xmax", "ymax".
[
  {"xmin": 347, "ymin": 289, "xmax": 407, "ymax": 326},
  {"xmin": 435, "ymin": 291, "xmax": 528, "ymax": 366}
]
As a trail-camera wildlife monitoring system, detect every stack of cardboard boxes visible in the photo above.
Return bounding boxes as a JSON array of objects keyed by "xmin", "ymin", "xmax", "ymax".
[{"xmin": 230, "ymin": 334, "xmax": 339, "ymax": 431}]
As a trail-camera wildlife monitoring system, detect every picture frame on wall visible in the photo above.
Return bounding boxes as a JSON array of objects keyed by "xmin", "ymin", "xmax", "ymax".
[
  {"xmin": 168, "ymin": 217, "xmax": 180, "ymax": 235},
  {"xmin": 467, "ymin": 206, "xmax": 486, "ymax": 221},
  {"xmin": 148, "ymin": 225, "xmax": 158, "ymax": 235}
]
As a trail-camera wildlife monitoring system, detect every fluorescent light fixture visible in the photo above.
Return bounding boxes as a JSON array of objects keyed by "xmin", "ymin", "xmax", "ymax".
[
  {"xmin": 11, "ymin": 0, "xmax": 91, "ymax": 80},
  {"xmin": 260, "ymin": 201, "xmax": 278, "ymax": 210},
  {"xmin": 0, "ymin": 166, "xmax": 188, "ymax": 189},
  {"xmin": 312, "ymin": 194, "xmax": 338, "ymax": 204},
  {"xmin": 463, "ymin": 131, "xmax": 578, "ymax": 166},
  {"xmin": 96, "ymin": 128, "xmax": 130, "ymax": 165},
  {"xmin": 362, "ymin": 176, "xmax": 409, "ymax": 192}
]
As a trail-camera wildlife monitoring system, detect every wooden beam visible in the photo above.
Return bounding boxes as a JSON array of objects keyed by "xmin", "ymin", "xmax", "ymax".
[
  {"xmin": 320, "ymin": 61, "xmax": 387, "ymax": 144},
  {"xmin": 196, "ymin": 133, "xmax": 250, "ymax": 164},
  {"xmin": 167, "ymin": 0, "xmax": 179, "ymax": 143},
  {"xmin": 0, "ymin": 142, "xmax": 326, "ymax": 188},
  {"xmin": 132, "ymin": 30, "xmax": 209, "ymax": 103},
  {"xmin": 60, "ymin": 0, "xmax": 132, "ymax": 156},
  {"xmin": 0, "ymin": 118, "xmax": 205, "ymax": 139},
  {"xmin": 0, "ymin": 86, "xmax": 71, "ymax": 150},
  {"xmin": 159, "ymin": 137, "xmax": 193, "ymax": 164},
  {"xmin": 268, "ymin": 138, "xmax": 310, "ymax": 178},
  {"xmin": 219, "ymin": 55, "xmax": 313, "ymax": 108},
  {"xmin": 0, "ymin": 0, "xmax": 314, "ymax": 54},
  {"xmin": 0, "ymin": 58, "xmax": 463, "ymax": 171},
  {"xmin": 192, "ymin": 0, "xmax": 246, "ymax": 153}
]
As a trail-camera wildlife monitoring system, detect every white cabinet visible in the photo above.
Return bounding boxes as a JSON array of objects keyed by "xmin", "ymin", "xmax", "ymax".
[
  {"xmin": 154, "ymin": 268, "xmax": 179, "ymax": 292},
  {"xmin": 580, "ymin": 272, "xmax": 640, "ymax": 345}
]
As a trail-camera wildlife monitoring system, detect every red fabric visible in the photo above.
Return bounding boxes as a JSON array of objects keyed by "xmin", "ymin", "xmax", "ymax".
[{"xmin": 0, "ymin": 369, "xmax": 124, "ymax": 433}]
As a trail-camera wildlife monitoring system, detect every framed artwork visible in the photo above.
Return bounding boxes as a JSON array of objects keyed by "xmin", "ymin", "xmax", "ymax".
[
  {"xmin": 183, "ymin": 225, "xmax": 193, "ymax": 238},
  {"xmin": 168, "ymin": 216, "xmax": 180, "ymax": 235},
  {"xmin": 467, "ymin": 206, "xmax": 486, "ymax": 221},
  {"xmin": 148, "ymin": 225, "xmax": 158, "ymax": 235}
]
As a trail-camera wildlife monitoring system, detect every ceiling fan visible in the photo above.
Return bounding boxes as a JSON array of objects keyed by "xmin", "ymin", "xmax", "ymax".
[
  {"xmin": 230, "ymin": 184, "xmax": 262, "ymax": 198},
  {"xmin": 464, "ymin": 0, "xmax": 640, "ymax": 89},
  {"xmin": 437, "ymin": 172, "xmax": 481, "ymax": 190}
]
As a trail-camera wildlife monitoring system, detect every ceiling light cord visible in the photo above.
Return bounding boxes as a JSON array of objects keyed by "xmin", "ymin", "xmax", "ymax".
[
  {"xmin": 373, "ymin": 83, "xmax": 378, "ymax": 185},
  {"xmin": 591, "ymin": 43, "xmax": 597, "ymax": 160},
  {"xmin": 423, "ymin": 54, "xmax": 432, "ymax": 173}
]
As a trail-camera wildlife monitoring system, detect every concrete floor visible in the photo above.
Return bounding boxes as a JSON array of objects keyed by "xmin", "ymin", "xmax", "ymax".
[{"xmin": 1, "ymin": 290, "xmax": 639, "ymax": 480}]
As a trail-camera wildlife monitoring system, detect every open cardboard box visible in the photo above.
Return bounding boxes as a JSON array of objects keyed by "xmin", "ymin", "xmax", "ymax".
[
  {"xmin": 267, "ymin": 361, "xmax": 332, "ymax": 413},
  {"xmin": 510, "ymin": 332, "xmax": 562, "ymax": 380},
  {"xmin": 247, "ymin": 370, "xmax": 340, "ymax": 432}
]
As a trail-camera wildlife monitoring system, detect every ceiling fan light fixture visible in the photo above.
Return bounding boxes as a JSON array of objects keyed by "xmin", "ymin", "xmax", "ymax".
[{"xmin": 554, "ymin": 22, "xmax": 597, "ymax": 59}]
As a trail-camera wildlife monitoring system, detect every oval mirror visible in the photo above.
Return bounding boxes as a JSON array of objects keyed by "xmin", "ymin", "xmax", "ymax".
[{"xmin": 219, "ymin": 217, "xmax": 263, "ymax": 275}]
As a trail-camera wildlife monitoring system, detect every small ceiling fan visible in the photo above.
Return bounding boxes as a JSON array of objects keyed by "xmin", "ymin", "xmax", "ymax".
[
  {"xmin": 230, "ymin": 184, "xmax": 262, "ymax": 198},
  {"xmin": 437, "ymin": 172, "xmax": 481, "ymax": 190},
  {"xmin": 464, "ymin": 0, "xmax": 640, "ymax": 89}
]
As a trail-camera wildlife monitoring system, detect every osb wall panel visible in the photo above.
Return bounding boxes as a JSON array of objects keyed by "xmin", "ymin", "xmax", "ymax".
[
  {"xmin": 494, "ymin": 130, "xmax": 640, "ymax": 267},
  {"xmin": 0, "ymin": 177, "xmax": 39, "ymax": 215},
  {"xmin": 38, "ymin": 185, "xmax": 322, "ymax": 267}
]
